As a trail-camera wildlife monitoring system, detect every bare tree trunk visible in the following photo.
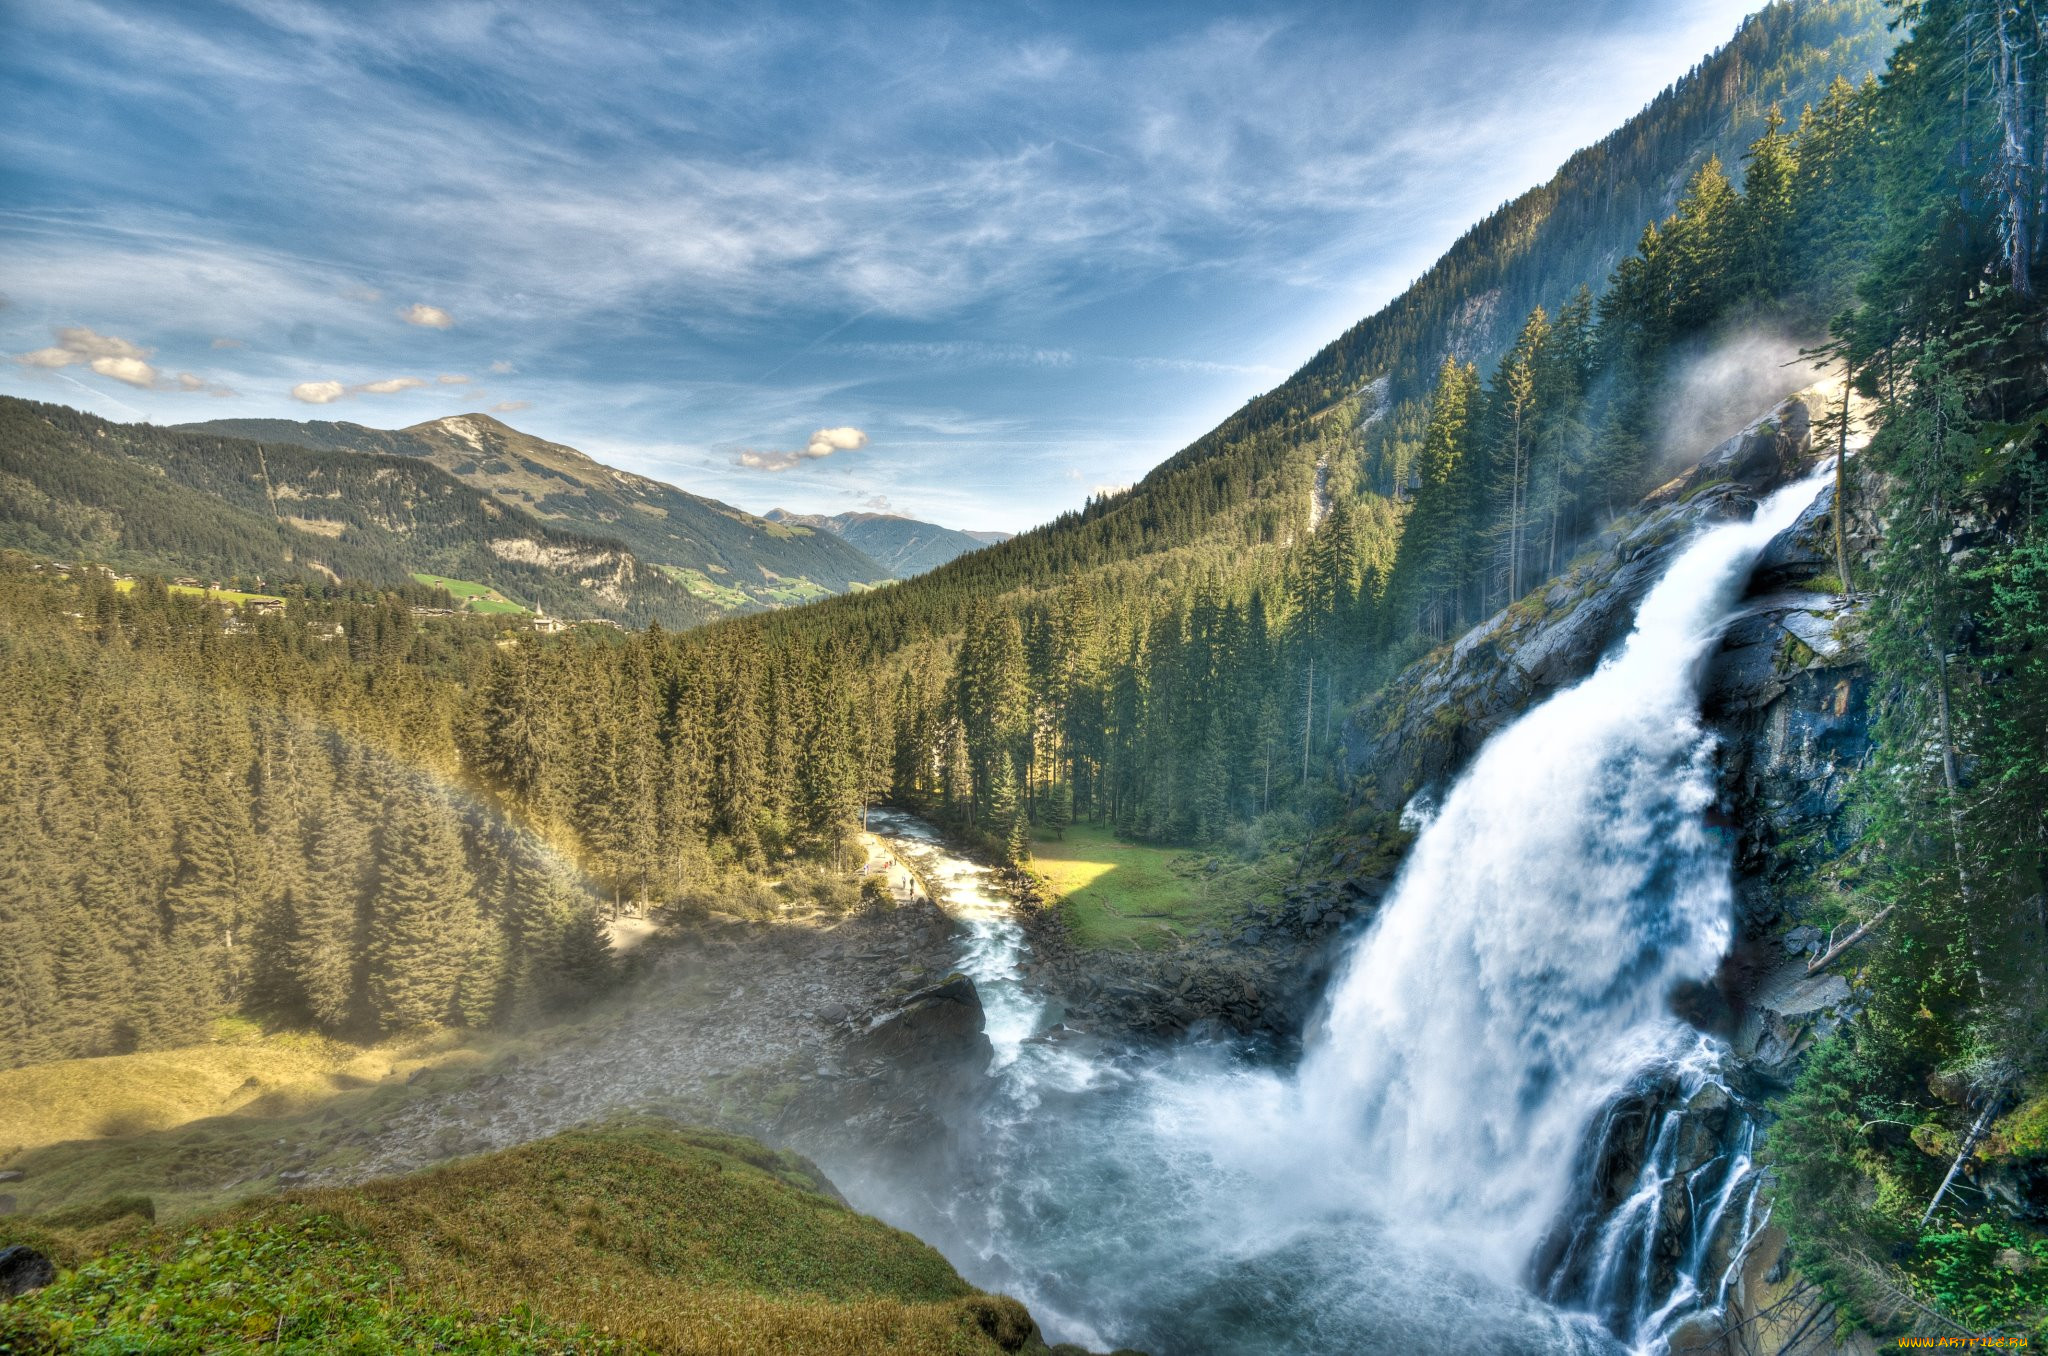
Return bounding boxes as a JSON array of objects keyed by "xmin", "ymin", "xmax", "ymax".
[
  {"xmin": 1918, "ymin": 1091, "xmax": 2002, "ymax": 1230},
  {"xmin": 1302, "ymin": 655, "xmax": 1314, "ymax": 786},
  {"xmin": 1807, "ymin": 904, "xmax": 1894, "ymax": 974},
  {"xmin": 1835, "ymin": 377, "xmax": 1854, "ymax": 608},
  {"xmin": 1992, "ymin": 0, "xmax": 2035, "ymax": 297}
]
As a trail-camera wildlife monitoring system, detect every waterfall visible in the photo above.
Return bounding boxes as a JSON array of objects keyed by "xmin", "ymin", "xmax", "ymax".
[
  {"xmin": 1294, "ymin": 467, "xmax": 1831, "ymax": 1289},
  {"xmin": 844, "ymin": 467, "xmax": 1832, "ymax": 1356}
]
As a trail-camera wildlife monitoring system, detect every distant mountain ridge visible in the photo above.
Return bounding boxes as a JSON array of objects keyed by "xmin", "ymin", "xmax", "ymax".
[
  {"xmin": 177, "ymin": 414, "xmax": 886, "ymax": 610},
  {"xmin": 0, "ymin": 398, "xmax": 715, "ymax": 627},
  {"xmin": 764, "ymin": 509, "xmax": 1009, "ymax": 579}
]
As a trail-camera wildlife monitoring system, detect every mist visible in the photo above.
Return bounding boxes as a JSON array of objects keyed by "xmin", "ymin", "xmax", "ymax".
[{"xmin": 1655, "ymin": 326, "xmax": 1819, "ymax": 471}]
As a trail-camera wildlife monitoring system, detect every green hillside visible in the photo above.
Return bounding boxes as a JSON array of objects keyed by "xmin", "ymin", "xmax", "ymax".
[
  {"xmin": 0, "ymin": 399, "xmax": 714, "ymax": 628},
  {"xmin": 0, "ymin": 1120, "xmax": 1060, "ymax": 1355},
  {"xmin": 179, "ymin": 413, "xmax": 889, "ymax": 611}
]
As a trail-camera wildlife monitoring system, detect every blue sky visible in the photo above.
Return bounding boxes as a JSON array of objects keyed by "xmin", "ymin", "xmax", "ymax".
[{"xmin": 1, "ymin": 0, "xmax": 1760, "ymax": 532}]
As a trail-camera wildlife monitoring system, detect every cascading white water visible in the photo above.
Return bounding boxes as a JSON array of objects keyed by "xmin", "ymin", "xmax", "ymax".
[
  {"xmin": 1293, "ymin": 466, "xmax": 1832, "ymax": 1279},
  {"xmin": 839, "ymin": 468, "xmax": 1832, "ymax": 1356}
]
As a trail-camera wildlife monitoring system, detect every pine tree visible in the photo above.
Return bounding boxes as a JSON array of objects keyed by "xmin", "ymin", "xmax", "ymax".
[{"xmin": 364, "ymin": 781, "xmax": 476, "ymax": 1031}]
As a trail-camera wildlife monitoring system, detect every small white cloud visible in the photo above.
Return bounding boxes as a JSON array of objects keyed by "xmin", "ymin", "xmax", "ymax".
[
  {"xmin": 359, "ymin": 376, "xmax": 426, "ymax": 394},
  {"xmin": 292, "ymin": 380, "xmax": 347, "ymax": 404},
  {"xmin": 809, "ymin": 426, "xmax": 867, "ymax": 456},
  {"xmin": 860, "ymin": 494, "xmax": 893, "ymax": 511},
  {"xmin": 492, "ymin": 400, "xmax": 531, "ymax": 412},
  {"xmin": 13, "ymin": 327, "xmax": 167, "ymax": 388},
  {"xmin": 488, "ymin": 360, "xmax": 515, "ymax": 374},
  {"xmin": 1090, "ymin": 483, "xmax": 1131, "ymax": 499},
  {"xmin": 738, "ymin": 425, "xmax": 870, "ymax": 473},
  {"xmin": 399, "ymin": 302, "xmax": 454, "ymax": 328},
  {"xmin": 92, "ymin": 355, "xmax": 159, "ymax": 388},
  {"xmin": 211, "ymin": 337, "xmax": 246, "ymax": 349},
  {"xmin": 437, "ymin": 373, "xmax": 469, "ymax": 384}
]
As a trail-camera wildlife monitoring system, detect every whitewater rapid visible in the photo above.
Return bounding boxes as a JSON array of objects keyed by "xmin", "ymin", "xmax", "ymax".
[{"xmin": 847, "ymin": 469, "xmax": 1831, "ymax": 1356}]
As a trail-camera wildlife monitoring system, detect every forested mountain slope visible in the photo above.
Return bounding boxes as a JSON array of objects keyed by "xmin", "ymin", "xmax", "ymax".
[
  {"xmin": 180, "ymin": 413, "xmax": 887, "ymax": 610},
  {"xmin": 665, "ymin": 0, "xmax": 1904, "ymax": 856},
  {"xmin": 765, "ymin": 508, "xmax": 1005, "ymax": 578},
  {"xmin": 0, "ymin": 399, "xmax": 713, "ymax": 626},
  {"xmin": 728, "ymin": 0, "xmax": 1892, "ymax": 632}
]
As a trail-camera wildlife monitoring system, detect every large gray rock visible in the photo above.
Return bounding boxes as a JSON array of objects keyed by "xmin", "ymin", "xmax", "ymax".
[
  {"xmin": 1751, "ymin": 480, "xmax": 1839, "ymax": 590},
  {"xmin": 1734, "ymin": 960, "xmax": 1854, "ymax": 1075},
  {"xmin": 855, "ymin": 973, "xmax": 994, "ymax": 1081},
  {"xmin": 1693, "ymin": 398, "xmax": 1813, "ymax": 494},
  {"xmin": 0, "ymin": 1244, "xmax": 54, "ymax": 1298}
]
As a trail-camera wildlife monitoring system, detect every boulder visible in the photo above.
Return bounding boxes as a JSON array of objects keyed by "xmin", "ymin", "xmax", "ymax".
[
  {"xmin": 855, "ymin": 974, "xmax": 993, "ymax": 1081},
  {"xmin": 0, "ymin": 1244, "xmax": 54, "ymax": 1298},
  {"xmin": 1734, "ymin": 961, "xmax": 1852, "ymax": 1074},
  {"xmin": 1750, "ymin": 481, "xmax": 1838, "ymax": 591},
  {"xmin": 1696, "ymin": 399, "xmax": 1813, "ymax": 492}
]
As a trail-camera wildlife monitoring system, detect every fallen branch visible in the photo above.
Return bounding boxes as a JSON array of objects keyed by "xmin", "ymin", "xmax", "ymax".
[
  {"xmin": 1918, "ymin": 1090, "xmax": 2004, "ymax": 1231},
  {"xmin": 1807, "ymin": 905, "xmax": 1894, "ymax": 974}
]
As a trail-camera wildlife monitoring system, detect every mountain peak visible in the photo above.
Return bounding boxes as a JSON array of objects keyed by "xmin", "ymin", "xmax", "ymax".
[{"xmin": 404, "ymin": 412, "xmax": 523, "ymax": 444}]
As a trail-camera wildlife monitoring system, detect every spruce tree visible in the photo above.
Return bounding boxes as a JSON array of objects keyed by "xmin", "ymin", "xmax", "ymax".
[{"xmin": 364, "ymin": 781, "xmax": 476, "ymax": 1031}]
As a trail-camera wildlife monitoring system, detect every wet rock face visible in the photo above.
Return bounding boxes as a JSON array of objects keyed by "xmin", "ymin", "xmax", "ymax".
[
  {"xmin": 1533, "ymin": 1070, "xmax": 1755, "ymax": 1339},
  {"xmin": 1707, "ymin": 471, "xmax": 1883, "ymax": 942}
]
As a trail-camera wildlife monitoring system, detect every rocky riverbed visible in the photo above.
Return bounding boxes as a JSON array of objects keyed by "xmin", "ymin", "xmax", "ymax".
[{"xmin": 321, "ymin": 895, "xmax": 987, "ymax": 1186}]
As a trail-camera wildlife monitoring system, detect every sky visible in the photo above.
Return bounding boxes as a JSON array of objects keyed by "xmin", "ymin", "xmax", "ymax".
[{"xmin": 0, "ymin": 0, "xmax": 1763, "ymax": 533}]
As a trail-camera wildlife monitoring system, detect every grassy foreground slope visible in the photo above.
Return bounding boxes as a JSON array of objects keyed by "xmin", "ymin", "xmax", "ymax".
[{"xmin": 0, "ymin": 1120, "xmax": 1077, "ymax": 1356}]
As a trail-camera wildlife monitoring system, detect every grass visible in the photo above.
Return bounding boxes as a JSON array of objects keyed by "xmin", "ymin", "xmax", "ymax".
[
  {"xmin": 762, "ymin": 575, "xmax": 835, "ymax": 605},
  {"xmin": 112, "ymin": 578, "xmax": 285, "ymax": 606},
  {"xmin": 0, "ymin": 1018, "xmax": 479, "ymax": 1156},
  {"xmin": 0, "ymin": 1022, "xmax": 525, "ymax": 1221},
  {"xmin": 1029, "ymin": 823, "xmax": 1260, "ymax": 950},
  {"xmin": 0, "ymin": 1120, "xmax": 1048, "ymax": 1356},
  {"xmin": 656, "ymin": 563, "xmax": 753, "ymax": 610},
  {"xmin": 410, "ymin": 572, "xmax": 529, "ymax": 614}
]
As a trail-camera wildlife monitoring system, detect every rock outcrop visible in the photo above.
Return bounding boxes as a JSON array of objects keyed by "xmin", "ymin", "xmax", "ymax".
[{"xmin": 0, "ymin": 1244, "xmax": 54, "ymax": 1298}]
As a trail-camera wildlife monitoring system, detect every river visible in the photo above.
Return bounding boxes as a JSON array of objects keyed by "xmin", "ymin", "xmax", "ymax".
[{"xmin": 842, "ymin": 468, "xmax": 1829, "ymax": 1356}]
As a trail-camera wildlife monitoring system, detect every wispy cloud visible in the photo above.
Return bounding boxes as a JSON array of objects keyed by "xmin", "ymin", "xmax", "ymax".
[
  {"xmin": 830, "ymin": 340, "xmax": 1075, "ymax": 368},
  {"xmin": 0, "ymin": 0, "xmax": 1770, "ymax": 527}
]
